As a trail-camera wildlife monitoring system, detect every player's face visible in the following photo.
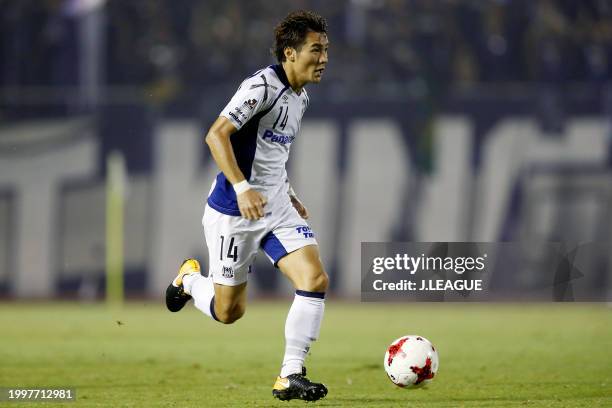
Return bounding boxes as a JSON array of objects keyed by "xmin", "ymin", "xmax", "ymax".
[{"xmin": 295, "ymin": 31, "xmax": 329, "ymax": 84}]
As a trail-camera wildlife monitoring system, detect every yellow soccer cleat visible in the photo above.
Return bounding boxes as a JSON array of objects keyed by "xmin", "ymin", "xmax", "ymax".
[
  {"xmin": 272, "ymin": 367, "xmax": 328, "ymax": 402},
  {"xmin": 165, "ymin": 259, "xmax": 201, "ymax": 312}
]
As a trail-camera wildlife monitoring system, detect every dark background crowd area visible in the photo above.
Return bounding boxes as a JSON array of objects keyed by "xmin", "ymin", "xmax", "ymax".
[{"xmin": 2, "ymin": 0, "xmax": 612, "ymax": 112}]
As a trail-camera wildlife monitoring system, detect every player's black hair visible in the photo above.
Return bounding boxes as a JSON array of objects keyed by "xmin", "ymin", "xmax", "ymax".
[{"xmin": 272, "ymin": 10, "xmax": 327, "ymax": 63}]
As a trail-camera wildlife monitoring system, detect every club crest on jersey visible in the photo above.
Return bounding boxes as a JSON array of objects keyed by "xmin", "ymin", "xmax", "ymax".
[
  {"xmin": 222, "ymin": 266, "xmax": 234, "ymax": 278},
  {"xmin": 296, "ymin": 225, "xmax": 314, "ymax": 238},
  {"xmin": 262, "ymin": 129, "xmax": 295, "ymax": 145}
]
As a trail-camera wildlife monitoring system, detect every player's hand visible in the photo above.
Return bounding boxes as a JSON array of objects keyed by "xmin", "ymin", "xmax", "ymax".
[
  {"xmin": 237, "ymin": 189, "xmax": 267, "ymax": 220},
  {"xmin": 290, "ymin": 195, "xmax": 309, "ymax": 219}
]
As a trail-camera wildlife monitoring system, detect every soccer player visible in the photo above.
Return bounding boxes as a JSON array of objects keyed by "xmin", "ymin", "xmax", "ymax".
[{"xmin": 165, "ymin": 10, "xmax": 330, "ymax": 402}]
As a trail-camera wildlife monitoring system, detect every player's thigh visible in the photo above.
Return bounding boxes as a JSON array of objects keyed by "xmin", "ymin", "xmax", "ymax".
[
  {"xmin": 203, "ymin": 204, "xmax": 263, "ymax": 287},
  {"xmin": 213, "ymin": 282, "xmax": 247, "ymax": 312},
  {"xmin": 277, "ymin": 244, "xmax": 328, "ymax": 292}
]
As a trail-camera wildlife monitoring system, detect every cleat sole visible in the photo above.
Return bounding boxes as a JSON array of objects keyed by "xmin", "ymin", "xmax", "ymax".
[{"xmin": 272, "ymin": 384, "xmax": 327, "ymax": 402}]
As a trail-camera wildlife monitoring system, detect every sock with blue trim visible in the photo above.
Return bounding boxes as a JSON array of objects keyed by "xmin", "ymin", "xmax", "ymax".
[
  {"xmin": 183, "ymin": 273, "xmax": 218, "ymax": 321},
  {"xmin": 280, "ymin": 290, "xmax": 325, "ymax": 378}
]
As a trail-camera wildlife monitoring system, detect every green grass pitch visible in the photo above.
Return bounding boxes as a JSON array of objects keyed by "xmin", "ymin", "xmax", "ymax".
[{"xmin": 0, "ymin": 301, "xmax": 610, "ymax": 407}]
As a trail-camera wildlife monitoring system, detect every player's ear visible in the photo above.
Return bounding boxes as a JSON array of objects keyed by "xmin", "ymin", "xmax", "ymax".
[{"xmin": 284, "ymin": 47, "xmax": 296, "ymax": 63}]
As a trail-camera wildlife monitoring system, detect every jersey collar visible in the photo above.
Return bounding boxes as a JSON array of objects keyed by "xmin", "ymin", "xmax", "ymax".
[{"xmin": 271, "ymin": 64, "xmax": 291, "ymax": 89}]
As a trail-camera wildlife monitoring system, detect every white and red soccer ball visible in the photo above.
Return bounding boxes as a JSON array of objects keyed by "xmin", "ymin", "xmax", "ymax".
[{"xmin": 384, "ymin": 335, "xmax": 439, "ymax": 388}]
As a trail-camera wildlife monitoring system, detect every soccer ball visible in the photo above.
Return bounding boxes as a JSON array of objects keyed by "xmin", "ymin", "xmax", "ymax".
[{"xmin": 384, "ymin": 335, "xmax": 439, "ymax": 388}]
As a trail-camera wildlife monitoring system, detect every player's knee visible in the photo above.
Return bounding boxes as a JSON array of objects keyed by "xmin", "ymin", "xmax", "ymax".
[
  {"xmin": 308, "ymin": 270, "xmax": 329, "ymax": 292},
  {"xmin": 215, "ymin": 303, "xmax": 245, "ymax": 324}
]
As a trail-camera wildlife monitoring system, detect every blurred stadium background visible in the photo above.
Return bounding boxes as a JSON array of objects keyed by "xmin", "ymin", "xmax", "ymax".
[{"xmin": 1, "ymin": 0, "xmax": 612, "ymax": 301}]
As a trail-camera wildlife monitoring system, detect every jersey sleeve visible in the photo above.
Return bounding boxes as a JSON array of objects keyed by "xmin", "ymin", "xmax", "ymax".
[{"xmin": 219, "ymin": 74, "xmax": 271, "ymax": 130}]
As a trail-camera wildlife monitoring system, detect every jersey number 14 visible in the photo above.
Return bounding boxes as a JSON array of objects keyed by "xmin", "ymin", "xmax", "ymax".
[{"xmin": 273, "ymin": 106, "xmax": 289, "ymax": 131}]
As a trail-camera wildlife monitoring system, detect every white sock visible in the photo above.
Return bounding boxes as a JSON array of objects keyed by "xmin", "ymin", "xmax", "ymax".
[
  {"xmin": 280, "ymin": 290, "xmax": 325, "ymax": 378},
  {"xmin": 183, "ymin": 273, "xmax": 218, "ymax": 321}
]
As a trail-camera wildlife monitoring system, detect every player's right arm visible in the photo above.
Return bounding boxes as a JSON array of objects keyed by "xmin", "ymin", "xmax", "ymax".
[{"xmin": 205, "ymin": 116, "xmax": 267, "ymax": 220}]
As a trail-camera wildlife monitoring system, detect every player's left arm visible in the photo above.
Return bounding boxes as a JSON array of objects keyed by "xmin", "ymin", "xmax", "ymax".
[{"xmin": 287, "ymin": 183, "xmax": 309, "ymax": 219}]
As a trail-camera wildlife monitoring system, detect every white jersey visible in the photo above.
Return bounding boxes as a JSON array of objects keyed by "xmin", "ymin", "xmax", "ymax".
[{"xmin": 207, "ymin": 64, "xmax": 309, "ymax": 216}]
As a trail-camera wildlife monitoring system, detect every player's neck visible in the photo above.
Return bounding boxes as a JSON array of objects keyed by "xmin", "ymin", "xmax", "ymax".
[{"xmin": 281, "ymin": 62, "xmax": 304, "ymax": 94}]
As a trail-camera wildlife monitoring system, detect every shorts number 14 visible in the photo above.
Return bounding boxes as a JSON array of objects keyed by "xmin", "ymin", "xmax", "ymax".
[{"xmin": 219, "ymin": 235, "xmax": 238, "ymax": 262}]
